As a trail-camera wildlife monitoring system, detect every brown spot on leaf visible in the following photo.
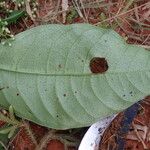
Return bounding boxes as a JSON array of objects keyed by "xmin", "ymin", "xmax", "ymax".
[{"xmin": 90, "ymin": 57, "xmax": 108, "ymax": 74}]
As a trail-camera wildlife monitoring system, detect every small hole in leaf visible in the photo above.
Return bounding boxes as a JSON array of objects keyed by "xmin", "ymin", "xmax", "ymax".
[{"xmin": 90, "ymin": 57, "xmax": 108, "ymax": 74}]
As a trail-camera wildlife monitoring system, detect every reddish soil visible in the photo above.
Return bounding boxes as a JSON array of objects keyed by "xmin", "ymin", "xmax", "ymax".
[
  {"xmin": 10, "ymin": 122, "xmax": 81, "ymax": 150},
  {"xmin": 47, "ymin": 140, "xmax": 65, "ymax": 150},
  {"xmin": 99, "ymin": 97, "xmax": 150, "ymax": 150}
]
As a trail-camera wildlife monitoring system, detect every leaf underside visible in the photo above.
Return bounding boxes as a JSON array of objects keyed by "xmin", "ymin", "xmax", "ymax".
[{"xmin": 0, "ymin": 24, "xmax": 149, "ymax": 129}]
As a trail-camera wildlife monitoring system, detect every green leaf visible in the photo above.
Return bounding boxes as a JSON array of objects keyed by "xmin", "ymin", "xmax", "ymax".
[
  {"xmin": 3, "ymin": 10, "xmax": 25, "ymax": 24},
  {"xmin": 0, "ymin": 134, "xmax": 8, "ymax": 150},
  {"xmin": 0, "ymin": 126, "xmax": 14, "ymax": 134},
  {"xmin": 9, "ymin": 105, "xmax": 15, "ymax": 121},
  {"xmin": 0, "ymin": 125, "xmax": 9, "ymax": 149},
  {"xmin": 8, "ymin": 126, "xmax": 17, "ymax": 139},
  {"xmin": 0, "ymin": 24, "xmax": 149, "ymax": 129}
]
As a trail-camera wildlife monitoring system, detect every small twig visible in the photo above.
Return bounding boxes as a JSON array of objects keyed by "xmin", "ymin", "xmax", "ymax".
[
  {"xmin": 55, "ymin": 0, "xmax": 61, "ymax": 18},
  {"xmin": 101, "ymin": 134, "xmax": 115, "ymax": 145},
  {"xmin": 35, "ymin": 130, "xmax": 55, "ymax": 150},
  {"xmin": 95, "ymin": 2, "xmax": 150, "ymax": 25},
  {"xmin": 25, "ymin": 0, "xmax": 36, "ymax": 25},
  {"xmin": 132, "ymin": 122, "xmax": 148, "ymax": 149},
  {"xmin": 143, "ymin": 9, "xmax": 150, "ymax": 20},
  {"xmin": 7, "ymin": 127, "xmax": 24, "ymax": 149},
  {"xmin": 36, "ymin": 129, "xmax": 79, "ymax": 150},
  {"xmin": 142, "ymin": 35, "xmax": 150, "ymax": 45},
  {"xmin": 0, "ymin": 141, "xmax": 7, "ymax": 150},
  {"xmin": 136, "ymin": 44, "xmax": 150, "ymax": 50},
  {"xmin": 62, "ymin": 0, "xmax": 69, "ymax": 23},
  {"xmin": 134, "ymin": 3, "xmax": 140, "ymax": 23},
  {"xmin": 23, "ymin": 121, "xmax": 38, "ymax": 146},
  {"xmin": 122, "ymin": 0, "xmax": 135, "ymax": 12},
  {"xmin": 79, "ymin": 0, "xmax": 88, "ymax": 22},
  {"xmin": 72, "ymin": 0, "xmax": 85, "ymax": 20}
]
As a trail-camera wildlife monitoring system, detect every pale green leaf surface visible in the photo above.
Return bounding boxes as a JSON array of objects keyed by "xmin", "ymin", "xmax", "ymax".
[{"xmin": 0, "ymin": 24, "xmax": 149, "ymax": 129}]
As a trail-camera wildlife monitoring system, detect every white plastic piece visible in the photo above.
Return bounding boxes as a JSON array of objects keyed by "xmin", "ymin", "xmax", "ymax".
[{"xmin": 79, "ymin": 114, "xmax": 117, "ymax": 150}]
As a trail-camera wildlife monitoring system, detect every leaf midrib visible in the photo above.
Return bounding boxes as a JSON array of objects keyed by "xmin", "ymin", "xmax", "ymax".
[{"xmin": 0, "ymin": 68, "xmax": 149, "ymax": 76}]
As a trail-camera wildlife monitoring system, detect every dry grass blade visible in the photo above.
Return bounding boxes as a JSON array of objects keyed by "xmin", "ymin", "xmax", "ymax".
[
  {"xmin": 95, "ymin": 2, "xmax": 150, "ymax": 25},
  {"xmin": 25, "ymin": 0, "xmax": 36, "ymax": 25},
  {"xmin": 79, "ymin": 0, "xmax": 88, "ymax": 22},
  {"xmin": 136, "ymin": 44, "xmax": 150, "ymax": 50},
  {"xmin": 122, "ymin": 0, "xmax": 135, "ymax": 12},
  {"xmin": 72, "ymin": 0, "xmax": 84, "ymax": 19},
  {"xmin": 23, "ymin": 121, "xmax": 38, "ymax": 146},
  {"xmin": 62, "ymin": 0, "xmax": 69, "ymax": 23},
  {"xmin": 143, "ymin": 9, "xmax": 150, "ymax": 20},
  {"xmin": 35, "ymin": 129, "xmax": 79, "ymax": 150},
  {"xmin": 0, "ymin": 141, "xmax": 7, "ymax": 150},
  {"xmin": 132, "ymin": 123, "xmax": 148, "ymax": 149},
  {"xmin": 35, "ymin": 130, "xmax": 55, "ymax": 150}
]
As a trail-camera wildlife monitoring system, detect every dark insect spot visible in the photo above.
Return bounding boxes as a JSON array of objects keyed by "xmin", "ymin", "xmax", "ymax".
[
  {"xmin": 17, "ymin": 93, "xmax": 19, "ymax": 96},
  {"xmin": 129, "ymin": 91, "xmax": 133, "ymax": 97},
  {"xmin": 98, "ymin": 128, "xmax": 103, "ymax": 134},
  {"xmin": 129, "ymin": 128, "xmax": 134, "ymax": 131},
  {"xmin": 90, "ymin": 143, "xmax": 94, "ymax": 146},
  {"xmin": 6, "ymin": 86, "xmax": 9, "ymax": 89},
  {"xmin": 75, "ymin": 91, "xmax": 77, "ymax": 94},
  {"xmin": 104, "ymin": 40, "xmax": 107, "ymax": 43},
  {"xmin": 129, "ymin": 91, "xmax": 133, "ymax": 94},
  {"xmin": 81, "ymin": 60, "xmax": 84, "ymax": 62},
  {"xmin": 90, "ymin": 57, "xmax": 108, "ymax": 74},
  {"xmin": 63, "ymin": 94, "xmax": 66, "ymax": 97},
  {"xmin": 123, "ymin": 94, "xmax": 126, "ymax": 97},
  {"xmin": 56, "ymin": 115, "xmax": 59, "ymax": 118},
  {"xmin": 0, "ymin": 87, "xmax": 5, "ymax": 90},
  {"xmin": 58, "ymin": 64, "xmax": 62, "ymax": 68}
]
